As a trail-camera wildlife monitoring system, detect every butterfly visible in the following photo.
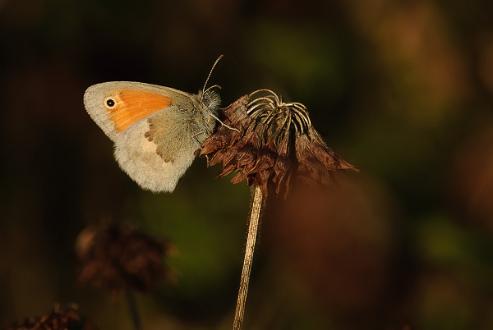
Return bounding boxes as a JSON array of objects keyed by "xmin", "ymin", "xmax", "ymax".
[{"xmin": 83, "ymin": 56, "xmax": 225, "ymax": 192}]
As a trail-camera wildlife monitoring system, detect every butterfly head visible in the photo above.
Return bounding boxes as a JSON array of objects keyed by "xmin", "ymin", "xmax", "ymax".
[
  {"xmin": 195, "ymin": 55, "xmax": 239, "ymax": 132},
  {"xmin": 199, "ymin": 85, "xmax": 221, "ymax": 111},
  {"xmin": 197, "ymin": 55, "xmax": 223, "ymax": 113}
]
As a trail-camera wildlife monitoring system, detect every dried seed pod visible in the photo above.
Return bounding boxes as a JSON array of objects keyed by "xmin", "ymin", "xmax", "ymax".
[
  {"xmin": 201, "ymin": 90, "xmax": 356, "ymax": 196},
  {"xmin": 76, "ymin": 224, "xmax": 169, "ymax": 293},
  {"xmin": 7, "ymin": 304, "xmax": 97, "ymax": 330}
]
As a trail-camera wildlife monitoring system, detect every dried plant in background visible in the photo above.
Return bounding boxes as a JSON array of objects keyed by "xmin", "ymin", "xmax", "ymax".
[
  {"xmin": 76, "ymin": 223, "xmax": 169, "ymax": 292},
  {"xmin": 6, "ymin": 304, "xmax": 96, "ymax": 330},
  {"xmin": 201, "ymin": 90, "xmax": 356, "ymax": 330},
  {"xmin": 76, "ymin": 224, "xmax": 170, "ymax": 330}
]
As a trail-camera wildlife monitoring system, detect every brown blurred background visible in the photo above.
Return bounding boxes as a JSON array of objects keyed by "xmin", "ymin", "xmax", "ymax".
[{"xmin": 1, "ymin": 0, "xmax": 493, "ymax": 329}]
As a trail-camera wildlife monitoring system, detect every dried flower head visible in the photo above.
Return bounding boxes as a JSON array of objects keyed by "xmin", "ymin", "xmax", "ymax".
[
  {"xmin": 76, "ymin": 224, "xmax": 169, "ymax": 292},
  {"xmin": 7, "ymin": 304, "xmax": 96, "ymax": 330},
  {"xmin": 201, "ymin": 90, "xmax": 356, "ymax": 196}
]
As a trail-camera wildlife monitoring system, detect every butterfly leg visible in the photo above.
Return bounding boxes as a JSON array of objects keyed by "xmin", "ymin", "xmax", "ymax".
[{"xmin": 192, "ymin": 130, "xmax": 209, "ymax": 144}]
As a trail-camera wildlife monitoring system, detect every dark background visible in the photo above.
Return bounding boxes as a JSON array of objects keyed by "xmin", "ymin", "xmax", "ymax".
[{"xmin": 1, "ymin": 0, "xmax": 493, "ymax": 329}]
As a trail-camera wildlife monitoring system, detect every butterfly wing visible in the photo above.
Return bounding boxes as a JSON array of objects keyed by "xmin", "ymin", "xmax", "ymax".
[
  {"xmin": 84, "ymin": 81, "xmax": 192, "ymax": 141},
  {"xmin": 83, "ymin": 81, "xmax": 210, "ymax": 192}
]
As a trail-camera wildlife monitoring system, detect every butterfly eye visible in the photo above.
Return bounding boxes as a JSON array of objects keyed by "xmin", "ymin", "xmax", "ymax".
[{"xmin": 105, "ymin": 97, "xmax": 116, "ymax": 108}]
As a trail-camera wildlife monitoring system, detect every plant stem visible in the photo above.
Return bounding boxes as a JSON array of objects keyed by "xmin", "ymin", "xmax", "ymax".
[
  {"xmin": 125, "ymin": 289, "xmax": 141, "ymax": 330},
  {"xmin": 233, "ymin": 185, "xmax": 263, "ymax": 330}
]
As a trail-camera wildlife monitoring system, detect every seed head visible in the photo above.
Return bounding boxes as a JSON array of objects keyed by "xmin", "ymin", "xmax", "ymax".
[
  {"xmin": 76, "ymin": 224, "xmax": 169, "ymax": 293},
  {"xmin": 201, "ymin": 90, "xmax": 356, "ymax": 196},
  {"xmin": 6, "ymin": 304, "xmax": 96, "ymax": 330}
]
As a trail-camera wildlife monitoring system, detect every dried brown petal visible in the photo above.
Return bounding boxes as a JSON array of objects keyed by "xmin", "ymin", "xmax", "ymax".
[
  {"xmin": 7, "ymin": 304, "xmax": 97, "ymax": 330},
  {"xmin": 76, "ymin": 224, "xmax": 169, "ymax": 293},
  {"xmin": 201, "ymin": 90, "xmax": 356, "ymax": 196}
]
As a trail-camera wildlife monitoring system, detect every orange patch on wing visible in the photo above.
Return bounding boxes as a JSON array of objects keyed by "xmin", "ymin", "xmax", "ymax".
[{"xmin": 109, "ymin": 89, "xmax": 172, "ymax": 132}]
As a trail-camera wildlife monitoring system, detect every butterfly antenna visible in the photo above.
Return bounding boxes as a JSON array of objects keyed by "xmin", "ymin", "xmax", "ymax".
[
  {"xmin": 200, "ymin": 55, "xmax": 238, "ymax": 132},
  {"xmin": 201, "ymin": 54, "xmax": 224, "ymax": 98}
]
